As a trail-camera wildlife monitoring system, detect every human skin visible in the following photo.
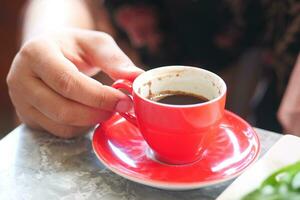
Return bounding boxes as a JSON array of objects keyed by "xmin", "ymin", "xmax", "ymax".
[
  {"xmin": 278, "ymin": 55, "xmax": 300, "ymax": 135},
  {"xmin": 7, "ymin": 0, "xmax": 144, "ymax": 138}
]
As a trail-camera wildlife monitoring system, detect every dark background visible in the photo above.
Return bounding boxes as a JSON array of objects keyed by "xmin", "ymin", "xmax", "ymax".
[{"xmin": 0, "ymin": 0, "xmax": 26, "ymax": 138}]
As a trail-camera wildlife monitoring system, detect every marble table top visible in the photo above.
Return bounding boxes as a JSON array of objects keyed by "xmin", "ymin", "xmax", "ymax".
[{"xmin": 0, "ymin": 125, "xmax": 281, "ymax": 200}]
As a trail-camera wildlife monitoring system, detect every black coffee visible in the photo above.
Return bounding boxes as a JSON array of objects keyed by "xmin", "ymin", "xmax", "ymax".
[{"xmin": 151, "ymin": 91, "xmax": 209, "ymax": 105}]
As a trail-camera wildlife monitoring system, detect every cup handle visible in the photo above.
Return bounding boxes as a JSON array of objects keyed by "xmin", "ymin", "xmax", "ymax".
[{"xmin": 112, "ymin": 79, "xmax": 138, "ymax": 126}]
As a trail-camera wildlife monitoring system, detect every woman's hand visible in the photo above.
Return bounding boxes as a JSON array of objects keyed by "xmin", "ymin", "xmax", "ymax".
[{"xmin": 7, "ymin": 29, "xmax": 143, "ymax": 138}]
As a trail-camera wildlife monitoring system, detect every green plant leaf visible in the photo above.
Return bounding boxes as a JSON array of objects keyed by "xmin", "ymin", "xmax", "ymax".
[{"xmin": 241, "ymin": 161, "xmax": 300, "ymax": 200}]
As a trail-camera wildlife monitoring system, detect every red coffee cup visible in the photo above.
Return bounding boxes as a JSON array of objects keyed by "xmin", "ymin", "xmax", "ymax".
[{"xmin": 112, "ymin": 66, "xmax": 226, "ymax": 165}]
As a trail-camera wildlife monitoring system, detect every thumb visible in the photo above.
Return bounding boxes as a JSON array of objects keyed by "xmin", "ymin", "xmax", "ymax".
[{"xmin": 77, "ymin": 30, "xmax": 144, "ymax": 81}]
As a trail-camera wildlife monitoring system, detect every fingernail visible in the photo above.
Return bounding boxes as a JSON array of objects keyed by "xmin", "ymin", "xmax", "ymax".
[{"xmin": 116, "ymin": 100, "xmax": 132, "ymax": 113}]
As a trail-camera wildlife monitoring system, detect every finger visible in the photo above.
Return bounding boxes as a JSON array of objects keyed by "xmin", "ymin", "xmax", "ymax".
[
  {"xmin": 17, "ymin": 75, "xmax": 113, "ymax": 126},
  {"xmin": 15, "ymin": 110, "xmax": 42, "ymax": 131},
  {"xmin": 30, "ymin": 106, "xmax": 91, "ymax": 138},
  {"xmin": 75, "ymin": 30, "xmax": 144, "ymax": 81},
  {"xmin": 11, "ymin": 95, "xmax": 90, "ymax": 138},
  {"xmin": 27, "ymin": 41, "xmax": 132, "ymax": 112}
]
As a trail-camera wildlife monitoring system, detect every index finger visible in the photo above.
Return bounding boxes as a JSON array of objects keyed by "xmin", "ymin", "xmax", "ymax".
[{"xmin": 28, "ymin": 41, "xmax": 132, "ymax": 112}]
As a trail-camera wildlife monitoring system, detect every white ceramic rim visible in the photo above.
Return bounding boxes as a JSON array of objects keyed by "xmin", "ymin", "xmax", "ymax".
[{"xmin": 132, "ymin": 66, "xmax": 227, "ymax": 108}]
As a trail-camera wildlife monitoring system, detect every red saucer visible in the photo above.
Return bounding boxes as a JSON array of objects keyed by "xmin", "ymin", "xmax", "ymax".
[{"xmin": 92, "ymin": 110, "xmax": 260, "ymax": 190}]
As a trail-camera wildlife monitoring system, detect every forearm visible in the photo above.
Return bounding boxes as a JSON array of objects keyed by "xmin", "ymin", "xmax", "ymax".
[{"xmin": 22, "ymin": 0, "xmax": 94, "ymax": 43}]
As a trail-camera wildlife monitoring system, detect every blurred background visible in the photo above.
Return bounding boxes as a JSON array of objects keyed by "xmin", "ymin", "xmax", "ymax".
[
  {"xmin": 0, "ymin": 0, "xmax": 26, "ymax": 138},
  {"xmin": 0, "ymin": 0, "xmax": 264, "ymax": 139},
  {"xmin": 1, "ymin": 0, "xmax": 298, "ymax": 139}
]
